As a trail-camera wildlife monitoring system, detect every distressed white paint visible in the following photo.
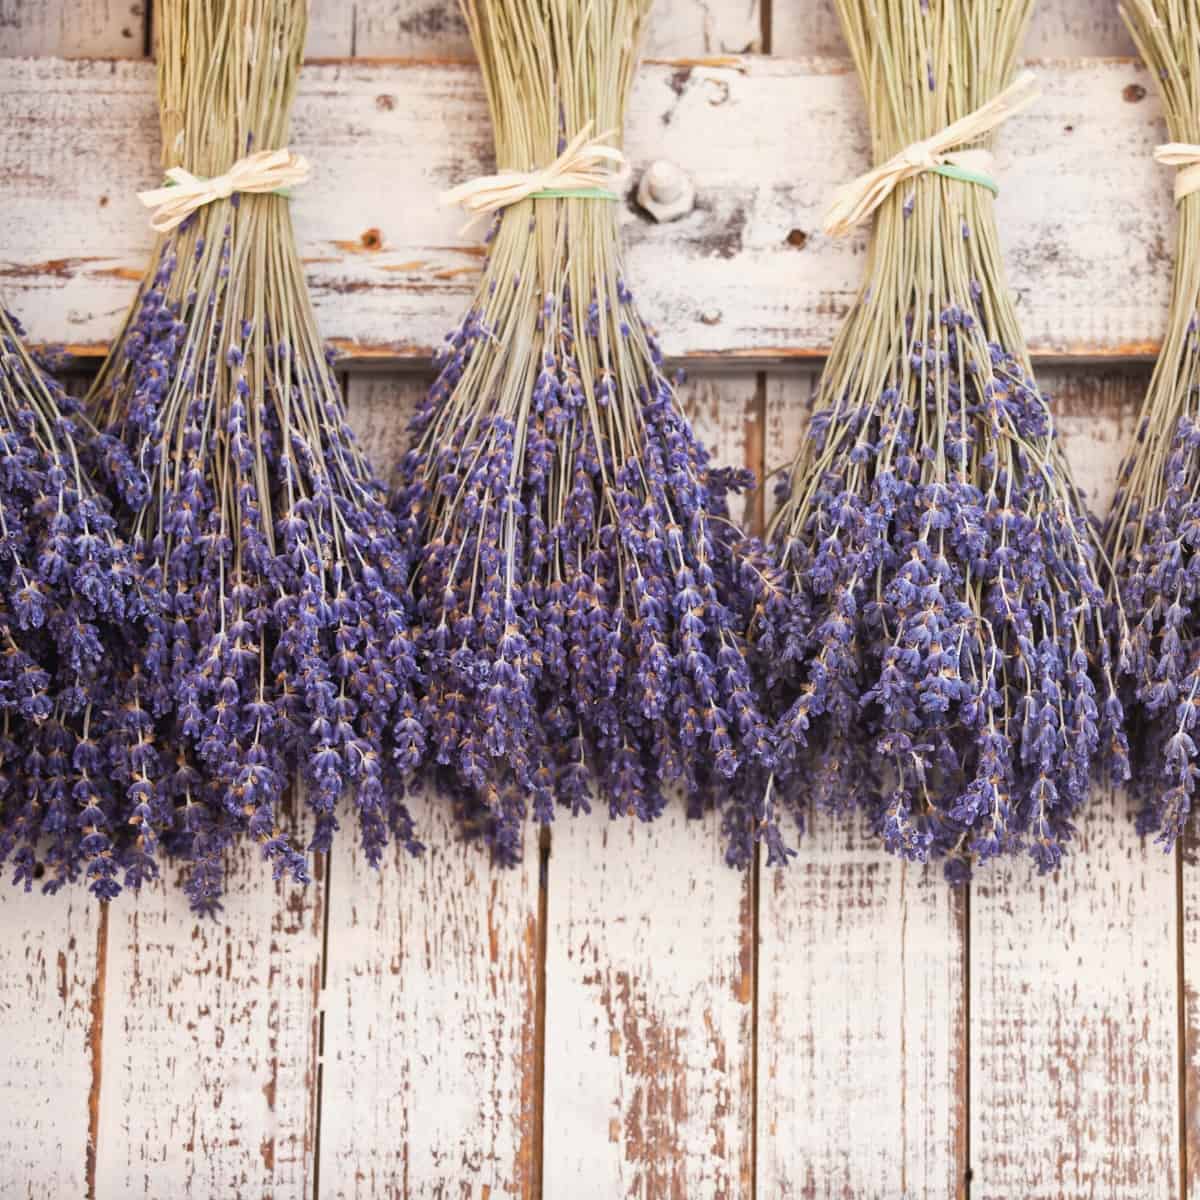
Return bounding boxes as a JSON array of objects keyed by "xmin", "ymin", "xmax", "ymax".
[
  {"xmin": 0, "ymin": 889, "xmax": 102, "ymax": 1200},
  {"xmin": 0, "ymin": 57, "xmax": 1174, "ymax": 363},
  {"xmin": 970, "ymin": 794, "xmax": 1179, "ymax": 1200},
  {"xmin": 543, "ymin": 806, "xmax": 754, "ymax": 1198},
  {"xmin": 756, "ymin": 809, "xmax": 967, "ymax": 1198},
  {"xmin": 0, "ymin": 0, "xmax": 144, "ymax": 57},
  {"xmin": 92, "ymin": 835, "xmax": 324, "ymax": 1197}
]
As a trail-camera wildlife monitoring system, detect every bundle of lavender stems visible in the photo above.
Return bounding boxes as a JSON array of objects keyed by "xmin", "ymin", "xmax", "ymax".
[
  {"xmin": 0, "ymin": 311, "xmax": 137, "ymax": 898},
  {"xmin": 1106, "ymin": 0, "xmax": 1200, "ymax": 848},
  {"xmin": 394, "ymin": 0, "xmax": 772, "ymax": 863},
  {"xmin": 90, "ymin": 0, "xmax": 421, "ymax": 912},
  {"xmin": 754, "ymin": 0, "xmax": 1127, "ymax": 877}
]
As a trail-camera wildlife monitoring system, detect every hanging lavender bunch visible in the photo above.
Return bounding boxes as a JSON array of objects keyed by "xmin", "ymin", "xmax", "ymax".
[
  {"xmin": 1106, "ymin": 0, "xmax": 1200, "ymax": 849},
  {"xmin": 0, "ymin": 310, "xmax": 140, "ymax": 899},
  {"xmin": 90, "ymin": 0, "xmax": 422, "ymax": 913},
  {"xmin": 394, "ymin": 0, "xmax": 771, "ymax": 863},
  {"xmin": 753, "ymin": 0, "xmax": 1128, "ymax": 878}
]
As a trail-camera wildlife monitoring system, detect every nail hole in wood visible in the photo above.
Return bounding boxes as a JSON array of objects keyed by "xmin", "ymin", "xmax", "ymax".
[
  {"xmin": 1123, "ymin": 83, "xmax": 1147, "ymax": 103},
  {"xmin": 361, "ymin": 228, "xmax": 382, "ymax": 251},
  {"xmin": 786, "ymin": 229, "xmax": 808, "ymax": 249}
]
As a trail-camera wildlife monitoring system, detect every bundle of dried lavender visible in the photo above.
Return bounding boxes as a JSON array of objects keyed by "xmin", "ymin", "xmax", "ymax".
[
  {"xmin": 1107, "ymin": 0, "xmax": 1200, "ymax": 848},
  {"xmin": 755, "ymin": 0, "xmax": 1127, "ymax": 877},
  {"xmin": 0, "ymin": 311, "xmax": 138, "ymax": 898},
  {"xmin": 394, "ymin": 0, "xmax": 772, "ymax": 863},
  {"xmin": 90, "ymin": 0, "xmax": 421, "ymax": 912}
]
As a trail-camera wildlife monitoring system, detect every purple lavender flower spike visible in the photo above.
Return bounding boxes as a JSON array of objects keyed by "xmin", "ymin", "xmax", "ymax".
[
  {"xmin": 89, "ymin": 0, "xmax": 422, "ymax": 913},
  {"xmin": 752, "ymin": 0, "xmax": 1127, "ymax": 879},
  {"xmin": 393, "ymin": 0, "xmax": 775, "ymax": 861}
]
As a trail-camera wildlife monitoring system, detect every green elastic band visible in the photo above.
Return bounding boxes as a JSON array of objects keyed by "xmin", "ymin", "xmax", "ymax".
[
  {"xmin": 529, "ymin": 187, "xmax": 620, "ymax": 201},
  {"xmin": 930, "ymin": 162, "xmax": 999, "ymax": 196}
]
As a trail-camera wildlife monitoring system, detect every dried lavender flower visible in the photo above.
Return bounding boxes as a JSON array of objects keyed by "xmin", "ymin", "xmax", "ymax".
[
  {"xmin": 0, "ymin": 310, "xmax": 140, "ymax": 899},
  {"xmin": 90, "ymin": 0, "xmax": 421, "ymax": 913},
  {"xmin": 754, "ymin": 0, "xmax": 1127, "ymax": 878},
  {"xmin": 1106, "ymin": 0, "xmax": 1200, "ymax": 849},
  {"xmin": 394, "ymin": 0, "xmax": 770, "ymax": 861}
]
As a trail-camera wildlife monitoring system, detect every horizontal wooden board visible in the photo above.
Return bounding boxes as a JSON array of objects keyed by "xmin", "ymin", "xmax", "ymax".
[{"xmin": 0, "ymin": 55, "xmax": 1174, "ymax": 364}]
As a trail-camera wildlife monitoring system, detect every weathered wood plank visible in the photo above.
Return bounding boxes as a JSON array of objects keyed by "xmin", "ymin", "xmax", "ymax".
[
  {"xmin": 344, "ymin": 0, "xmax": 760, "ymax": 58},
  {"xmin": 756, "ymin": 815, "xmax": 968, "ymax": 1197},
  {"xmin": 317, "ymin": 793, "xmax": 541, "ymax": 1200},
  {"xmin": 313, "ymin": 374, "xmax": 541, "ymax": 1200},
  {"xmin": 758, "ymin": 370, "xmax": 965, "ymax": 1195},
  {"xmin": 970, "ymin": 368, "xmax": 1178, "ymax": 1199},
  {"xmin": 970, "ymin": 795, "xmax": 1179, "ymax": 1200},
  {"xmin": 92, "ymin": 837, "xmax": 324, "ymax": 1197},
  {"xmin": 539, "ymin": 370, "xmax": 758, "ymax": 1199},
  {"xmin": 770, "ymin": 1, "xmax": 1134, "ymax": 57},
  {"xmin": 0, "ymin": 0, "xmax": 145, "ymax": 57},
  {"xmin": 0, "ymin": 890, "xmax": 103, "ymax": 1199},
  {"xmin": 0, "ymin": 57, "xmax": 1173, "ymax": 364},
  {"xmin": 541, "ymin": 807, "xmax": 755, "ymax": 1198}
]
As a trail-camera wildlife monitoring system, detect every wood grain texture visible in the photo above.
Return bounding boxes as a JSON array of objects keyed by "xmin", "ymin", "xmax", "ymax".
[
  {"xmin": 0, "ymin": 889, "xmax": 103, "ymax": 1200},
  {"xmin": 538, "ymin": 368, "xmax": 758, "ymax": 1199},
  {"xmin": 770, "ymin": 1, "xmax": 1135, "ymax": 57},
  {"xmin": 92, "ymin": 835, "xmax": 324, "ymax": 1197},
  {"xmin": 970, "ymin": 794, "xmax": 1179, "ymax": 1200},
  {"xmin": 322, "ymin": 0, "xmax": 759, "ymax": 58},
  {"xmin": 0, "ymin": 0, "xmax": 145, "ymax": 57},
  {"xmin": 542, "ymin": 807, "xmax": 754, "ymax": 1199},
  {"xmin": 0, "ymin": 57, "xmax": 1173, "ymax": 364},
  {"xmin": 317, "ymin": 793, "xmax": 541, "ymax": 1200},
  {"xmin": 968, "ymin": 369, "xmax": 1175, "ymax": 1199},
  {"xmin": 314, "ymin": 373, "xmax": 541, "ymax": 1200}
]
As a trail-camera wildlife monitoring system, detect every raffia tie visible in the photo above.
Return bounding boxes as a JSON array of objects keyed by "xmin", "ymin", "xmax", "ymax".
[
  {"xmin": 441, "ymin": 122, "xmax": 625, "ymax": 223},
  {"xmin": 823, "ymin": 70, "xmax": 1040, "ymax": 239},
  {"xmin": 1155, "ymin": 143, "xmax": 1200, "ymax": 203},
  {"xmin": 137, "ymin": 148, "xmax": 312, "ymax": 234}
]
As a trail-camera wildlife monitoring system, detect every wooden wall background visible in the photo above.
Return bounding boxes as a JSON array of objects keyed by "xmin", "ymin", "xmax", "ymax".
[{"xmin": 0, "ymin": 1, "xmax": 1182, "ymax": 1197}]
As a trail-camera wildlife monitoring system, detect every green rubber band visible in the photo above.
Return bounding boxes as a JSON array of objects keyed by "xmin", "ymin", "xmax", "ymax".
[
  {"xmin": 930, "ymin": 162, "xmax": 999, "ymax": 196},
  {"xmin": 529, "ymin": 187, "xmax": 620, "ymax": 201}
]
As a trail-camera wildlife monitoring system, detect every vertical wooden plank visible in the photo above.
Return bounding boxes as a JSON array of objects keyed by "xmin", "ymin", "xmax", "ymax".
[
  {"xmin": 758, "ymin": 818, "xmax": 967, "ymax": 1197},
  {"xmin": 315, "ymin": 373, "xmax": 541, "ymax": 1199},
  {"xmin": 0, "ymin": 0, "xmax": 146, "ymax": 56},
  {"xmin": 971, "ymin": 368, "xmax": 1180, "ymax": 1199},
  {"xmin": 347, "ymin": 0, "xmax": 761, "ymax": 57},
  {"xmin": 93, "ymin": 837, "xmax": 324, "ymax": 1197},
  {"xmin": 757, "ymin": 361, "xmax": 966, "ymax": 1199},
  {"xmin": 972, "ymin": 796, "xmax": 1178, "ymax": 1199},
  {"xmin": 0, "ymin": 890, "xmax": 102, "ymax": 1198},
  {"xmin": 542, "ymin": 808, "xmax": 755, "ymax": 1198},
  {"xmin": 540, "ymin": 370, "xmax": 759, "ymax": 1199}
]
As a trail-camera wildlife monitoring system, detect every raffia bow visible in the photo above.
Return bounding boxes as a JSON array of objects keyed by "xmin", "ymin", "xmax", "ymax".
[
  {"xmin": 1155, "ymin": 143, "xmax": 1200, "ymax": 203},
  {"xmin": 441, "ymin": 122, "xmax": 625, "ymax": 224},
  {"xmin": 823, "ymin": 70, "xmax": 1040, "ymax": 238},
  {"xmin": 137, "ymin": 148, "xmax": 312, "ymax": 234}
]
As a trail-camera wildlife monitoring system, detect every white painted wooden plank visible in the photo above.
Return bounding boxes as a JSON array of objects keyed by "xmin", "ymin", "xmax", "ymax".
[
  {"xmin": 757, "ymin": 814, "xmax": 967, "ymax": 1197},
  {"xmin": 537, "ymin": 367, "xmax": 757, "ymax": 1198},
  {"xmin": 314, "ymin": 374, "xmax": 541, "ymax": 1200},
  {"xmin": 758, "ymin": 373, "xmax": 965, "ymax": 1196},
  {"xmin": 0, "ymin": 0, "xmax": 145, "ymax": 57},
  {"xmin": 93, "ymin": 837, "xmax": 324, "ymax": 1197},
  {"xmin": 317, "ymin": 790, "xmax": 541, "ymax": 1200},
  {"xmin": 0, "ymin": 891, "xmax": 103, "ymax": 1199},
  {"xmin": 970, "ymin": 368, "xmax": 1177, "ymax": 1198},
  {"xmin": 770, "ymin": 1, "xmax": 1134, "ymax": 57},
  {"xmin": 0, "ymin": 57, "xmax": 1173, "ymax": 363},
  {"xmin": 1183, "ymin": 835, "xmax": 1200, "ymax": 1191},
  {"xmin": 343, "ymin": 0, "xmax": 759, "ymax": 58},
  {"xmin": 542, "ymin": 807, "xmax": 754, "ymax": 1198},
  {"xmin": 970, "ymin": 793, "xmax": 1179, "ymax": 1199},
  {"xmin": 304, "ymin": 1, "xmax": 355, "ymax": 58}
]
